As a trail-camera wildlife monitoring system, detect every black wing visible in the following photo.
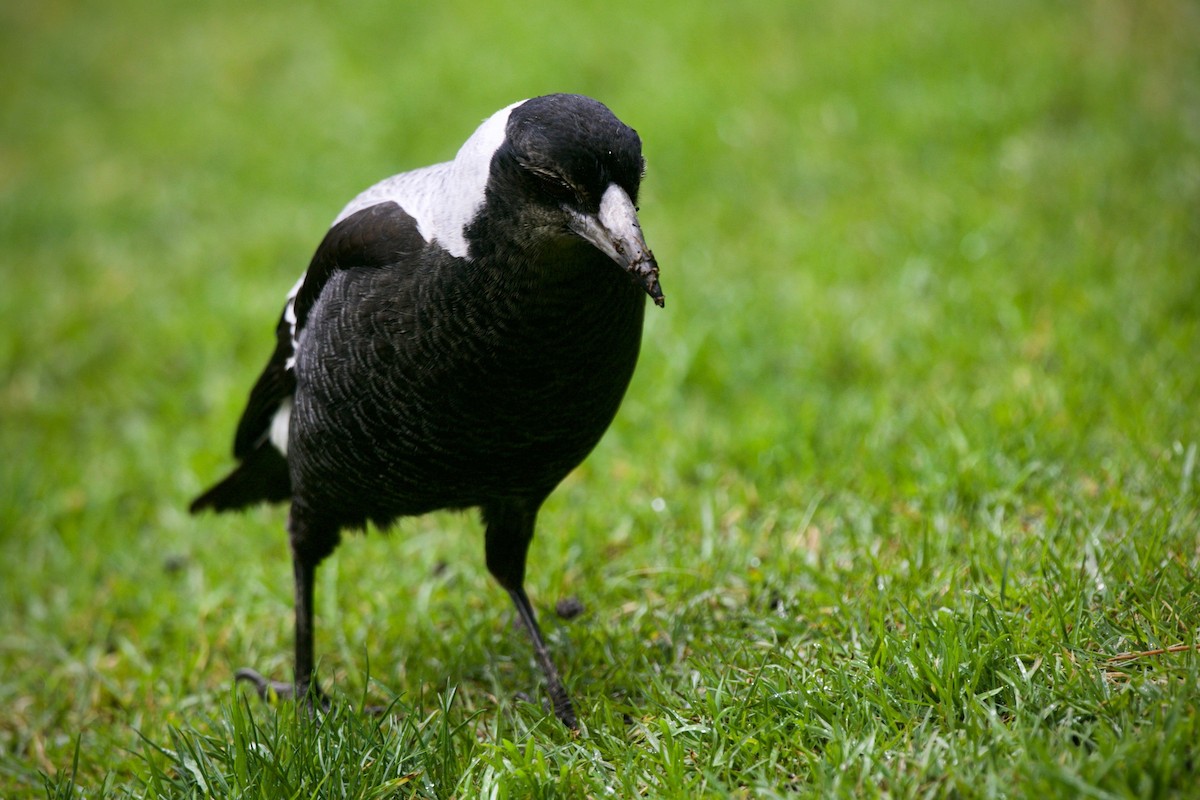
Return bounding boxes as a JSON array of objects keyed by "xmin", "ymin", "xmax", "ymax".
[
  {"xmin": 292, "ymin": 202, "xmax": 426, "ymax": 337},
  {"xmin": 192, "ymin": 201, "xmax": 425, "ymax": 513},
  {"xmin": 234, "ymin": 201, "xmax": 424, "ymax": 457}
]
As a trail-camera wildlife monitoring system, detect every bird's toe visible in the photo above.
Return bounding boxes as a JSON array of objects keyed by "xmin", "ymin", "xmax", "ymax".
[
  {"xmin": 234, "ymin": 667, "xmax": 330, "ymax": 715},
  {"xmin": 234, "ymin": 667, "xmax": 294, "ymax": 701}
]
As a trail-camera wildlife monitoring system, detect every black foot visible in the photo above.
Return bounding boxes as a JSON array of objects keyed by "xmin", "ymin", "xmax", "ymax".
[
  {"xmin": 515, "ymin": 687, "xmax": 578, "ymax": 730},
  {"xmin": 234, "ymin": 668, "xmax": 330, "ymax": 713},
  {"xmin": 549, "ymin": 685, "xmax": 578, "ymax": 730}
]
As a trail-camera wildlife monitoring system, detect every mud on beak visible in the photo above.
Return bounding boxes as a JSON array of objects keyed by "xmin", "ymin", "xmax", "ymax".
[{"xmin": 567, "ymin": 183, "xmax": 665, "ymax": 308}]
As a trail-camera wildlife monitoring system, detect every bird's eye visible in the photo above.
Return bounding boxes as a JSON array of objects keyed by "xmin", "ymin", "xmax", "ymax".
[{"xmin": 526, "ymin": 165, "xmax": 577, "ymax": 202}]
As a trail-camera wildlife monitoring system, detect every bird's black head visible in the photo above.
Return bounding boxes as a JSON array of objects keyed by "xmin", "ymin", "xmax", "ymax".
[
  {"xmin": 470, "ymin": 94, "xmax": 663, "ymax": 306},
  {"xmin": 504, "ymin": 94, "xmax": 645, "ymax": 212}
]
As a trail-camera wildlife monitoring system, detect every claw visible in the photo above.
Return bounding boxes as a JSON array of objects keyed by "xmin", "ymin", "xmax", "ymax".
[{"xmin": 234, "ymin": 668, "xmax": 330, "ymax": 713}]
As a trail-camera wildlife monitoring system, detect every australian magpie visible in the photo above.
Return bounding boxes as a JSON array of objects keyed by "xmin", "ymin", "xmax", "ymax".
[{"xmin": 190, "ymin": 94, "xmax": 664, "ymax": 729}]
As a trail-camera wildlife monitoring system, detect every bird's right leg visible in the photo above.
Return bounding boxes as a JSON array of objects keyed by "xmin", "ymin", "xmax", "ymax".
[
  {"xmin": 483, "ymin": 500, "xmax": 578, "ymax": 729},
  {"xmin": 236, "ymin": 509, "xmax": 336, "ymax": 714}
]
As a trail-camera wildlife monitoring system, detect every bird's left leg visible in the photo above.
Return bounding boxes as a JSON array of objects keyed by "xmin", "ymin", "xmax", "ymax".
[
  {"xmin": 236, "ymin": 508, "xmax": 336, "ymax": 715},
  {"xmin": 483, "ymin": 500, "xmax": 578, "ymax": 730}
]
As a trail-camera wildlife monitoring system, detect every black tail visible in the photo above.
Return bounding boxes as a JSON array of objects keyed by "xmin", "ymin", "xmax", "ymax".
[{"xmin": 190, "ymin": 443, "xmax": 292, "ymax": 513}]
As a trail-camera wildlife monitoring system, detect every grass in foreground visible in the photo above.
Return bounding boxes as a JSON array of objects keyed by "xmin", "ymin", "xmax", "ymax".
[{"xmin": 3, "ymin": 0, "xmax": 1199, "ymax": 796}]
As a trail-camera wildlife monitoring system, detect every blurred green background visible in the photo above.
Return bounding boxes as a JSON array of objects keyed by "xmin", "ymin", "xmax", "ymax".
[{"xmin": 2, "ymin": 0, "xmax": 1198, "ymax": 796}]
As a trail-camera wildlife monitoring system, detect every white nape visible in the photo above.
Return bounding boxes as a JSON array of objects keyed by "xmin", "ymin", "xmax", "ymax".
[{"xmin": 331, "ymin": 99, "xmax": 526, "ymax": 259}]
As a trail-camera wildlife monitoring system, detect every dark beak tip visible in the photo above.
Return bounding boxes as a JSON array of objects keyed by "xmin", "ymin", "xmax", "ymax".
[{"xmin": 644, "ymin": 277, "xmax": 665, "ymax": 308}]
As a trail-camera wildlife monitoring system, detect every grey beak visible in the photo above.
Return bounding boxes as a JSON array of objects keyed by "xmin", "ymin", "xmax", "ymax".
[{"xmin": 568, "ymin": 184, "xmax": 664, "ymax": 307}]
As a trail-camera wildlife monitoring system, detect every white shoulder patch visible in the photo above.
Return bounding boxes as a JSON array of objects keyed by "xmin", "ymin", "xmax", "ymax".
[
  {"xmin": 269, "ymin": 396, "xmax": 293, "ymax": 455},
  {"xmin": 282, "ymin": 272, "xmax": 306, "ymax": 369},
  {"xmin": 331, "ymin": 99, "xmax": 525, "ymax": 259}
]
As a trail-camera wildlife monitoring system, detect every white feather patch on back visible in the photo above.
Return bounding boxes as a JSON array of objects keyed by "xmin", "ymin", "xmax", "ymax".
[
  {"xmin": 332, "ymin": 99, "xmax": 524, "ymax": 259},
  {"xmin": 269, "ymin": 396, "xmax": 293, "ymax": 456}
]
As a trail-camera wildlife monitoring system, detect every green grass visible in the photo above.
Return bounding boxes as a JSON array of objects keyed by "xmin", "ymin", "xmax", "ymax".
[{"xmin": 3, "ymin": 0, "xmax": 1199, "ymax": 796}]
